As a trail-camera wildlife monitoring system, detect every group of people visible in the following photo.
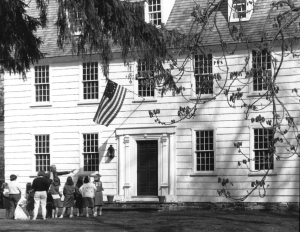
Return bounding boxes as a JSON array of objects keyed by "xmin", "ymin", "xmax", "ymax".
[{"xmin": 1, "ymin": 164, "xmax": 104, "ymax": 220}]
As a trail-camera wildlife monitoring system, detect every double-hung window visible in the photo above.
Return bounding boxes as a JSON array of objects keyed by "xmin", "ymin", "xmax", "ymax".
[
  {"xmin": 35, "ymin": 135, "xmax": 50, "ymax": 172},
  {"xmin": 148, "ymin": 0, "xmax": 162, "ymax": 26},
  {"xmin": 35, "ymin": 65, "xmax": 50, "ymax": 102},
  {"xmin": 83, "ymin": 133, "xmax": 99, "ymax": 171},
  {"xmin": 194, "ymin": 54, "xmax": 213, "ymax": 95},
  {"xmin": 82, "ymin": 62, "xmax": 99, "ymax": 100},
  {"xmin": 252, "ymin": 50, "xmax": 272, "ymax": 92},
  {"xmin": 195, "ymin": 130, "xmax": 215, "ymax": 172},
  {"xmin": 137, "ymin": 60, "xmax": 155, "ymax": 98},
  {"xmin": 253, "ymin": 128, "xmax": 274, "ymax": 170}
]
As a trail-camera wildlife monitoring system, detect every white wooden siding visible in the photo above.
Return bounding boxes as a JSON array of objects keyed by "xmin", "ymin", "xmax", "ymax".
[{"xmin": 4, "ymin": 47, "xmax": 300, "ymax": 202}]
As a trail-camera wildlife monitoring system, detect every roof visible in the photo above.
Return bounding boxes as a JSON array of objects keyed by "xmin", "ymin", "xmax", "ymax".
[
  {"xmin": 166, "ymin": 0, "xmax": 298, "ymax": 45},
  {"xmin": 27, "ymin": 0, "xmax": 299, "ymax": 58}
]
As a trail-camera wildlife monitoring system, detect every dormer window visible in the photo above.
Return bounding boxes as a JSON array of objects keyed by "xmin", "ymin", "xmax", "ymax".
[
  {"xmin": 228, "ymin": 0, "xmax": 256, "ymax": 22},
  {"xmin": 232, "ymin": 0, "xmax": 247, "ymax": 19},
  {"xmin": 148, "ymin": 0, "xmax": 162, "ymax": 26},
  {"xmin": 69, "ymin": 8, "xmax": 83, "ymax": 35},
  {"xmin": 144, "ymin": 0, "xmax": 175, "ymax": 26}
]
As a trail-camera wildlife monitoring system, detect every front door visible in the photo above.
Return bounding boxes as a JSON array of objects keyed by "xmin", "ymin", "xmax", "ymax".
[{"xmin": 137, "ymin": 140, "xmax": 158, "ymax": 196}]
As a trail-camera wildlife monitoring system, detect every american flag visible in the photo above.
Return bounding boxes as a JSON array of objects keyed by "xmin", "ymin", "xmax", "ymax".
[{"xmin": 93, "ymin": 80, "xmax": 127, "ymax": 126}]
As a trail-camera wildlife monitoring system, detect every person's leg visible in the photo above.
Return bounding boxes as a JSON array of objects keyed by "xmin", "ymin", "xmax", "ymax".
[
  {"xmin": 55, "ymin": 207, "xmax": 58, "ymax": 218},
  {"xmin": 93, "ymin": 206, "xmax": 97, "ymax": 217},
  {"xmin": 11, "ymin": 193, "xmax": 21, "ymax": 219},
  {"xmin": 99, "ymin": 206, "xmax": 102, "ymax": 216},
  {"xmin": 70, "ymin": 207, "xmax": 74, "ymax": 218},
  {"xmin": 85, "ymin": 207, "xmax": 89, "ymax": 217},
  {"xmin": 8, "ymin": 195, "xmax": 15, "ymax": 219},
  {"xmin": 64, "ymin": 207, "xmax": 68, "ymax": 216},
  {"xmin": 52, "ymin": 208, "xmax": 55, "ymax": 218},
  {"xmin": 40, "ymin": 191, "xmax": 47, "ymax": 219},
  {"xmin": 33, "ymin": 192, "xmax": 41, "ymax": 220},
  {"xmin": 5, "ymin": 209, "xmax": 9, "ymax": 219},
  {"xmin": 59, "ymin": 207, "xmax": 66, "ymax": 218}
]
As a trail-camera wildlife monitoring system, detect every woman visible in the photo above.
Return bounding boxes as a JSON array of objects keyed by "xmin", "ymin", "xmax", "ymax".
[
  {"xmin": 48, "ymin": 164, "xmax": 75, "ymax": 187},
  {"xmin": 7, "ymin": 174, "xmax": 22, "ymax": 219}
]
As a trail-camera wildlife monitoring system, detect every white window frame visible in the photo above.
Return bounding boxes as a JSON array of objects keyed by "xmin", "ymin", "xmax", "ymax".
[
  {"xmin": 147, "ymin": 0, "xmax": 162, "ymax": 26},
  {"xmin": 190, "ymin": 53, "xmax": 215, "ymax": 100},
  {"xmin": 31, "ymin": 133, "xmax": 52, "ymax": 176},
  {"xmin": 67, "ymin": 7, "xmax": 83, "ymax": 36},
  {"xmin": 78, "ymin": 61, "xmax": 101, "ymax": 105},
  {"xmin": 132, "ymin": 61, "xmax": 157, "ymax": 102},
  {"xmin": 228, "ymin": 0, "xmax": 256, "ymax": 22},
  {"xmin": 30, "ymin": 64, "xmax": 52, "ymax": 107},
  {"xmin": 79, "ymin": 131, "xmax": 100, "ymax": 175},
  {"xmin": 191, "ymin": 128, "xmax": 217, "ymax": 176},
  {"xmin": 248, "ymin": 49, "xmax": 273, "ymax": 96},
  {"xmin": 249, "ymin": 126, "xmax": 276, "ymax": 175}
]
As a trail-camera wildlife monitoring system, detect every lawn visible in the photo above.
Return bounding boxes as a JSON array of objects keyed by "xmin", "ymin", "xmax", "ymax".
[{"xmin": 0, "ymin": 209, "xmax": 299, "ymax": 232}]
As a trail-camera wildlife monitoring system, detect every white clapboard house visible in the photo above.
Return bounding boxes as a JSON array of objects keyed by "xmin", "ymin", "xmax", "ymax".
[{"xmin": 4, "ymin": 0, "xmax": 299, "ymax": 203}]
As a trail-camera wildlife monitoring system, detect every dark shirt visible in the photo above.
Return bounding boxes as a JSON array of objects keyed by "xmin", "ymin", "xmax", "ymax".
[{"xmin": 32, "ymin": 177, "xmax": 50, "ymax": 192}]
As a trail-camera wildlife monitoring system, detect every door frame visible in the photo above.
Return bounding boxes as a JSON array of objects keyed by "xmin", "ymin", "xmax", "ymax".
[
  {"xmin": 116, "ymin": 126, "xmax": 177, "ymax": 200},
  {"xmin": 137, "ymin": 140, "xmax": 158, "ymax": 196}
]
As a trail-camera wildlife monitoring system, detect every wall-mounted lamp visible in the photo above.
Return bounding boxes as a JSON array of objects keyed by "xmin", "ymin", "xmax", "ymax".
[{"xmin": 107, "ymin": 145, "xmax": 115, "ymax": 159}]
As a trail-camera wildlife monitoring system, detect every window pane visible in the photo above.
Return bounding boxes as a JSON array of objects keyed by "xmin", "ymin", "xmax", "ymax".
[
  {"xmin": 195, "ymin": 130, "xmax": 214, "ymax": 171},
  {"xmin": 253, "ymin": 128, "xmax": 273, "ymax": 170}
]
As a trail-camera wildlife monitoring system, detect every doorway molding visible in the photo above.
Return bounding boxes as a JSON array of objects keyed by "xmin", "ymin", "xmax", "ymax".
[{"xmin": 115, "ymin": 126, "xmax": 176, "ymax": 201}]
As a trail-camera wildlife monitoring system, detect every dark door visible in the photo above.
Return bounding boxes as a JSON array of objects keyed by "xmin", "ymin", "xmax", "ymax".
[{"xmin": 137, "ymin": 140, "xmax": 158, "ymax": 196}]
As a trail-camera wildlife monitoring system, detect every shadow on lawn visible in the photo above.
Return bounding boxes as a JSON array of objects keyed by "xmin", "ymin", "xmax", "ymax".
[{"xmin": 91, "ymin": 218, "xmax": 136, "ymax": 231}]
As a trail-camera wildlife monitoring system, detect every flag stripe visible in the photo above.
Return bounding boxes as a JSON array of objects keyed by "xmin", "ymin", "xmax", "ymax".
[
  {"xmin": 93, "ymin": 98, "xmax": 108, "ymax": 123},
  {"xmin": 108, "ymin": 89, "xmax": 127, "ymax": 125},
  {"xmin": 98, "ymin": 85, "xmax": 122, "ymax": 125},
  {"xmin": 104, "ymin": 88, "xmax": 127, "ymax": 126},
  {"xmin": 93, "ymin": 96, "xmax": 106, "ymax": 122},
  {"xmin": 93, "ymin": 80, "xmax": 127, "ymax": 126}
]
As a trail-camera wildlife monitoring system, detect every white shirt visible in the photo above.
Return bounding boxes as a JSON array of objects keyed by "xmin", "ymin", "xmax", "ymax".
[
  {"xmin": 79, "ymin": 182, "xmax": 97, "ymax": 198},
  {"xmin": 7, "ymin": 181, "xmax": 22, "ymax": 194}
]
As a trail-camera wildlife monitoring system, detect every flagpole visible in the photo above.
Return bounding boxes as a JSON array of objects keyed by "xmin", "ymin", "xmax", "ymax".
[{"xmin": 125, "ymin": 88, "xmax": 146, "ymax": 101}]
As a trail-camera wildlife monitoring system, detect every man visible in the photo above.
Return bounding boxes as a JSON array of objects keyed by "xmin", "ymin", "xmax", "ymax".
[
  {"xmin": 31, "ymin": 170, "xmax": 49, "ymax": 220},
  {"xmin": 48, "ymin": 164, "xmax": 75, "ymax": 187}
]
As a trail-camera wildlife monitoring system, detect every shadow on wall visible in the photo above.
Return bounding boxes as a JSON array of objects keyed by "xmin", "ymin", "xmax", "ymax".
[
  {"xmin": 0, "ymin": 147, "xmax": 4, "ymax": 182},
  {"xmin": 71, "ymin": 139, "xmax": 113, "ymax": 183}
]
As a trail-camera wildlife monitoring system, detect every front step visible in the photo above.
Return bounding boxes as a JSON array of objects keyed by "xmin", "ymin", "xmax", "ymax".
[
  {"xmin": 102, "ymin": 206, "xmax": 163, "ymax": 211},
  {"xmin": 102, "ymin": 201, "xmax": 179, "ymax": 212}
]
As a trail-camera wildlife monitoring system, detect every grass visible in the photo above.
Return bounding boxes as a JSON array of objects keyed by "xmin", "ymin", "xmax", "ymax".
[{"xmin": 0, "ymin": 209, "xmax": 299, "ymax": 232}]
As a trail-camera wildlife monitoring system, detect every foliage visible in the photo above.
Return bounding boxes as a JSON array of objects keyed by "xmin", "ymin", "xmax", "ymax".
[
  {"xmin": 146, "ymin": 0, "xmax": 300, "ymax": 201},
  {"xmin": 0, "ymin": 0, "xmax": 47, "ymax": 78},
  {"xmin": 1, "ymin": 0, "xmax": 300, "ymax": 201}
]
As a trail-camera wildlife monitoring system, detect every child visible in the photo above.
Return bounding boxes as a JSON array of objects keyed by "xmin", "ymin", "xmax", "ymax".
[
  {"xmin": 59, "ymin": 176, "xmax": 75, "ymax": 218},
  {"xmin": 74, "ymin": 176, "xmax": 84, "ymax": 217},
  {"xmin": 93, "ymin": 174, "xmax": 104, "ymax": 216},
  {"xmin": 2, "ymin": 183, "xmax": 10, "ymax": 219},
  {"xmin": 25, "ymin": 183, "xmax": 34, "ymax": 219},
  {"xmin": 49, "ymin": 181, "xmax": 62, "ymax": 218},
  {"xmin": 46, "ymin": 192, "xmax": 54, "ymax": 218},
  {"xmin": 79, "ymin": 176, "xmax": 96, "ymax": 217}
]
